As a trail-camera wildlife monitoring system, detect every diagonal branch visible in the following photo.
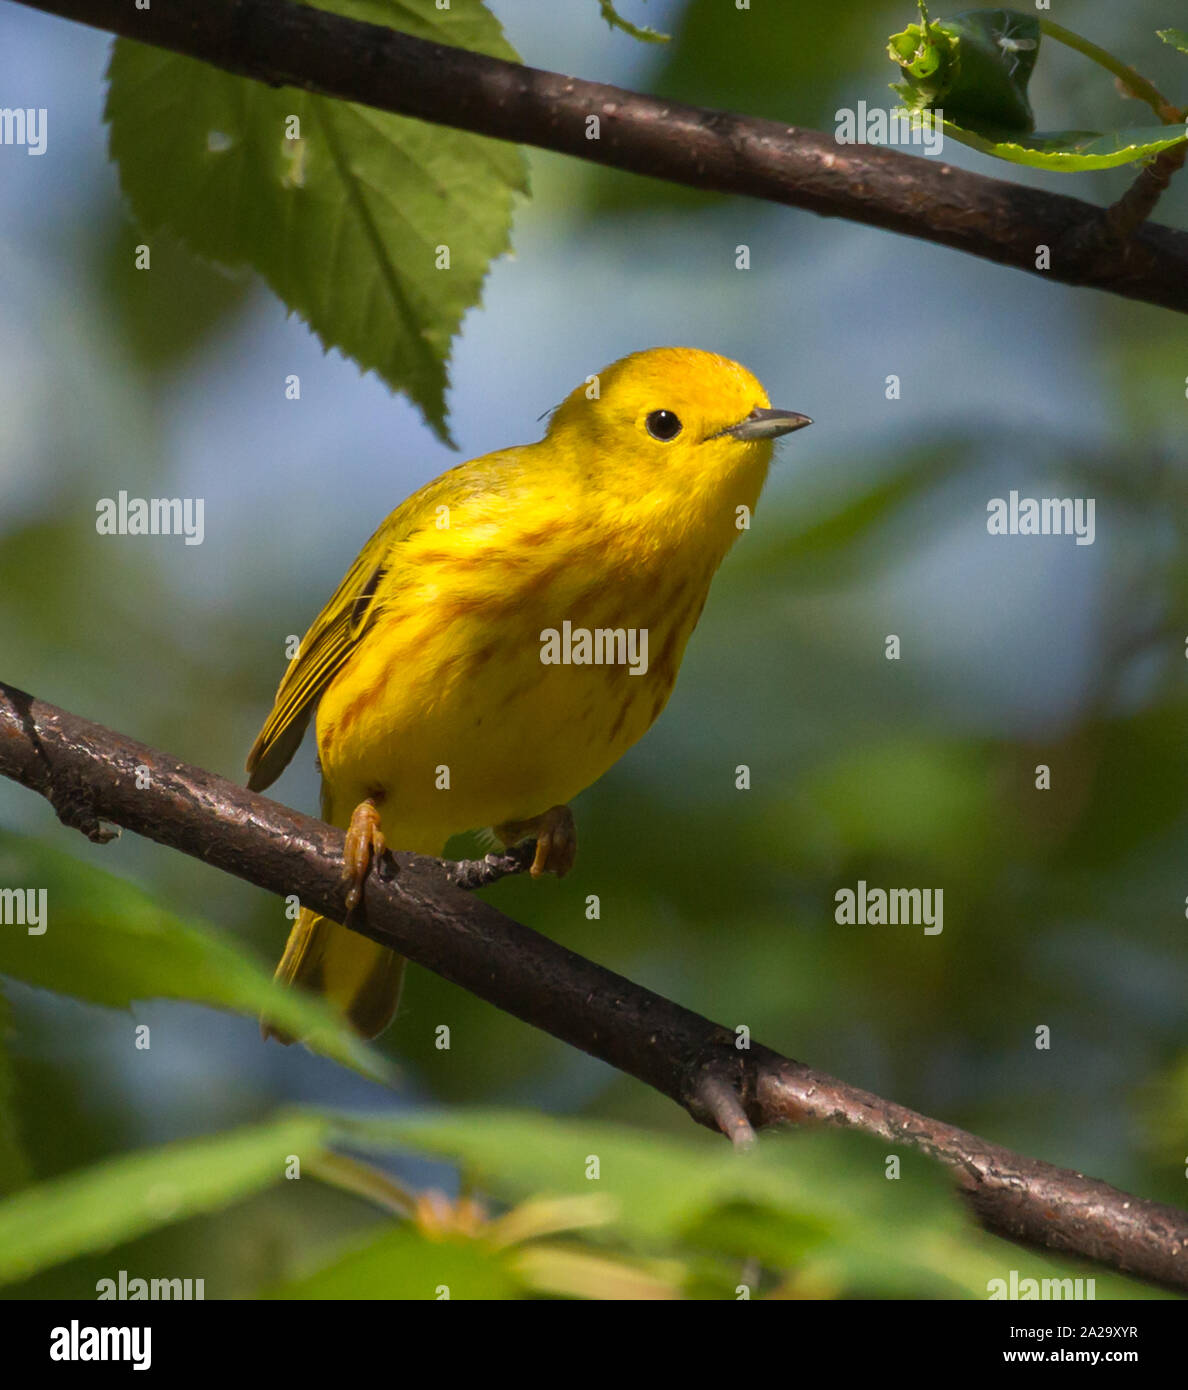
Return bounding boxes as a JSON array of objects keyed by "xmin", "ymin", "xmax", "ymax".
[
  {"xmin": 1, "ymin": 679, "xmax": 1186, "ymax": 1291},
  {"xmin": 11, "ymin": 0, "xmax": 1188, "ymax": 315}
]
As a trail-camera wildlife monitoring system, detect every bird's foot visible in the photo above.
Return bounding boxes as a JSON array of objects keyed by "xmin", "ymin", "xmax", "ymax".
[
  {"xmin": 494, "ymin": 804, "xmax": 577, "ymax": 878},
  {"xmin": 343, "ymin": 795, "xmax": 390, "ymax": 912}
]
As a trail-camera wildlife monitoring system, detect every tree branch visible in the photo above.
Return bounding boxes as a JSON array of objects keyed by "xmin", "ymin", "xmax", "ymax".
[
  {"xmin": 1107, "ymin": 143, "xmax": 1188, "ymax": 241},
  {"xmin": 12, "ymin": 0, "xmax": 1188, "ymax": 316},
  {"xmin": 1, "ymin": 679, "xmax": 1186, "ymax": 1290}
]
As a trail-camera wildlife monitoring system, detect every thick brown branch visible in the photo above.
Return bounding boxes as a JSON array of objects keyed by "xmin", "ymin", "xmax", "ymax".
[
  {"xmin": 11, "ymin": 0, "xmax": 1188, "ymax": 315},
  {"xmin": 1, "ymin": 679, "xmax": 1186, "ymax": 1291}
]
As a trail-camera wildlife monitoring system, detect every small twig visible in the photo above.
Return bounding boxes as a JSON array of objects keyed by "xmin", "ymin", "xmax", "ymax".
[
  {"xmin": 305, "ymin": 1150, "xmax": 418, "ymax": 1218},
  {"xmin": 444, "ymin": 844, "xmax": 535, "ymax": 891},
  {"xmin": 1106, "ymin": 143, "xmax": 1188, "ymax": 242},
  {"xmin": 692, "ymin": 1075, "xmax": 756, "ymax": 1152},
  {"xmin": 1038, "ymin": 18, "xmax": 1188, "ymax": 243},
  {"xmin": 1040, "ymin": 18, "xmax": 1182, "ymax": 125}
]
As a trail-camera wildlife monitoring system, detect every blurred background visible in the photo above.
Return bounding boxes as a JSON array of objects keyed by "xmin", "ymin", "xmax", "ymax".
[{"xmin": 0, "ymin": 0, "xmax": 1186, "ymax": 1295}]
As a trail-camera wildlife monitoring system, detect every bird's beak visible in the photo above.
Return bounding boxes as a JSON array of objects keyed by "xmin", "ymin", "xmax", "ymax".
[{"xmin": 719, "ymin": 407, "xmax": 813, "ymax": 441}]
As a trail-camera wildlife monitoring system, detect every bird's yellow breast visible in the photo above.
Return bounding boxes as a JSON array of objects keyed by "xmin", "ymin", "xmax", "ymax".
[{"xmin": 315, "ymin": 448, "xmax": 765, "ymax": 849}]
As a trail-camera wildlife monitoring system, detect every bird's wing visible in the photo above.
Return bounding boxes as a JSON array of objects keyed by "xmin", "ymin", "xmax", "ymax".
[
  {"xmin": 245, "ymin": 451, "xmax": 521, "ymax": 792},
  {"xmin": 245, "ymin": 497, "xmax": 421, "ymax": 792}
]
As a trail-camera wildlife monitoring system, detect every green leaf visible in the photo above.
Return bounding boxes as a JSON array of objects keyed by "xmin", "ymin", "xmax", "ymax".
[
  {"xmin": 888, "ymin": 7, "xmax": 1187, "ymax": 168},
  {"xmin": 0, "ymin": 1112, "xmax": 329, "ymax": 1285},
  {"xmin": 104, "ymin": 0, "xmax": 529, "ymax": 444},
  {"xmin": 9, "ymin": 1106, "xmax": 1157, "ymax": 1298},
  {"xmin": 265, "ymin": 1224, "xmax": 522, "ymax": 1299},
  {"xmin": 598, "ymin": 1, "xmax": 670, "ymax": 44},
  {"xmin": 0, "ymin": 989, "xmax": 32, "ymax": 1196},
  {"xmin": 941, "ymin": 119, "xmax": 1188, "ymax": 170},
  {"xmin": 1157, "ymin": 29, "xmax": 1188, "ymax": 56},
  {"xmin": 0, "ymin": 834, "xmax": 390, "ymax": 1082},
  {"xmin": 889, "ymin": 5, "xmax": 1039, "ymax": 133},
  {"xmin": 327, "ymin": 1109, "xmax": 1155, "ymax": 1297},
  {"xmin": 341, "ymin": 1110, "xmax": 908, "ymax": 1243}
]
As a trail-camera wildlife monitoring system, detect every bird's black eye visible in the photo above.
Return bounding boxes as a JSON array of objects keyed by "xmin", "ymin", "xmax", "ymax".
[{"xmin": 645, "ymin": 409, "xmax": 682, "ymax": 441}]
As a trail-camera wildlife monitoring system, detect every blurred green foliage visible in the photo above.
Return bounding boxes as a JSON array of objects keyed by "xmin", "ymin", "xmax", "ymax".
[
  {"xmin": 1, "ymin": 1109, "xmax": 1160, "ymax": 1299},
  {"xmin": 0, "ymin": 837, "xmax": 389, "ymax": 1088}
]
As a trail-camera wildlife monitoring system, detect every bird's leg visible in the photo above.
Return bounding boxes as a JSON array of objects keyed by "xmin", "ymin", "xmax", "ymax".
[
  {"xmin": 343, "ymin": 793, "xmax": 389, "ymax": 912},
  {"xmin": 493, "ymin": 804, "xmax": 577, "ymax": 878}
]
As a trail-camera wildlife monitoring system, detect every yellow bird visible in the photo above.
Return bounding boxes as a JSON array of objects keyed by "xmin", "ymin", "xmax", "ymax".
[{"xmin": 246, "ymin": 347, "xmax": 811, "ymax": 1040}]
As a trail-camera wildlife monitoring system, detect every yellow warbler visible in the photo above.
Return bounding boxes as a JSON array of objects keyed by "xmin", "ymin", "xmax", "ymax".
[{"xmin": 246, "ymin": 347, "xmax": 811, "ymax": 1040}]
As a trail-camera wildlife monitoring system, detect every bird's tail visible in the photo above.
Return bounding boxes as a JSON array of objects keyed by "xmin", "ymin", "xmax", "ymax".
[{"xmin": 262, "ymin": 908, "xmax": 407, "ymax": 1043}]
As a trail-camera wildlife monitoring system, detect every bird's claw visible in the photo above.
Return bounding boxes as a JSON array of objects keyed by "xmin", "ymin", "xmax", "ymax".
[
  {"xmin": 495, "ymin": 804, "xmax": 577, "ymax": 878},
  {"xmin": 343, "ymin": 796, "xmax": 389, "ymax": 912}
]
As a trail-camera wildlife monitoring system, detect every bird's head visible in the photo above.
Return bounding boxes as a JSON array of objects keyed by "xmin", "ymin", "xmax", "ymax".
[{"xmin": 545, "ymin": 347, "xmax": 811, "ymax": 518}]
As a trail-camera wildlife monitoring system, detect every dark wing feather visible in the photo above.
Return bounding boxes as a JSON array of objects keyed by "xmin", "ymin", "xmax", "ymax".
[{"xmin": 246, "ymin": 525, "xmax": 394, "ymax": 791}]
